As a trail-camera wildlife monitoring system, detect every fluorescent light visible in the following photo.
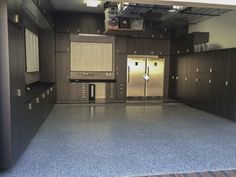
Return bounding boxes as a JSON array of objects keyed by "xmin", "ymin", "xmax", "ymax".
[{"xmin": 84, "ymin": 0, "xmax": 100, "ymax": 7}]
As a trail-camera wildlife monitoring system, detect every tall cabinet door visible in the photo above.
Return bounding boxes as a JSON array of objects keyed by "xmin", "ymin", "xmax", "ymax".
[
  {"xmin": 116, "ymin": 54, "xmax": 127, "ymax": 100},
  {"xmin": 169, "ymin": 56, "xmax": 176, "ymax": 99},
  {"xmin": 225, "ymin": 49, "xmax": 236, "ymax": 120},
  {"xmin": 127, "ymin": 57, "xmax": 146, "ymax": 97},
  {"xmin": 56, "ymin": 52, "xmax": 70, "ymax": 101},
  {"xmin": 146, "ymin": 58, "xmax": 164, "ymax": 97},
  {"xmin": 8, "ymin": 24, "xmax": 26, "ymax": 162},
  {"xmin": 215, "ymin": 50, "xmax": 229, "ymax": 117}
]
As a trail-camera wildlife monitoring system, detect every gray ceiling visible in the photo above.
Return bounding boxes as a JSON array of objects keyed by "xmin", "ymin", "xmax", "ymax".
[{"xmin": 50, "ymin": 0, "xmax": 105, "ymax": 13}]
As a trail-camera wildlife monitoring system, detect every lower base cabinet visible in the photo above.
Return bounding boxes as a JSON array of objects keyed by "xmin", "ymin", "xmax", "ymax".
[{"xmin": 25, "ymin": 85, "xmax": 56, "ymax": 145}]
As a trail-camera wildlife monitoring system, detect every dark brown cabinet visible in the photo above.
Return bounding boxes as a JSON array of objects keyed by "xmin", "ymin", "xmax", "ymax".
[
  {"xmin": 56, "ymin": 52, "xmax": 70, "ymax": 101},
  {"xmin": 8, "ymin": 23, "xmax": 25, "ymax": 164},
  {"xmin": 126, "ymin": 38, "xmax": 144, "ymax": 55},
  {"xmin": 116, "ymin": 37, "xmax": 127, "ymax": 54},
  {"xmin": 56, "ymin": 33, "xmax": 70, "ymax": 52},
  {"xmin": 127, "ymin": 38, "xmax": 136, "ymax": 54},
  {"xmin": 116, "ymin": 54, "xmax": 127, "ymax": 101},
  {"xmin": 170, "ymin": 49, "xmax": 236, "ymax": 121},
  {"xmin": 143, "ymin": 38, "xmax": 154, "ymax": 55}
]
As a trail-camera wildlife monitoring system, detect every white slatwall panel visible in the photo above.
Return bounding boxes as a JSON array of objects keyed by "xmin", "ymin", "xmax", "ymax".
[
  {"xmin": 25, "ymin": 28, "xmax": 39, "ymax": 73},
  {"xmin": 71, "ymin": 42, "xmax": 113, "ymax": 72}
]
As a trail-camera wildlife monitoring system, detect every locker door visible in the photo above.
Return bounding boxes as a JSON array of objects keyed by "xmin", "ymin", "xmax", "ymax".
[
  {"xmin": 116, "ymin": 37, "xmax": 127, "ymax": 54},
  {"xmin": 143, "ymin": 38, "xmax": 154, "ymax": 55},
  {"xmin": 146, "ymin": 58, "xmax": 165, "ymax": 97},
  {"xmin": 208, "ymin": 76, "xmax": 218, "ymax": 114},
  {"xmin": 225, "ymin": 49, "xmax": 236, "ymax": 120},
  {"xmin": 169, "ymin": 56, "xmax": 176, "ymax": 99},
  {"xmin": 127, "ymin": 38, "xmax": 136, "ymax": 54},
  {"xmin": 135, "ymin": 38, "xmax": 144, "ymax": 55},
  {"xmin": 215, "ymin": 50, "xmax": 229, "ymax": 117},
  {"xmin": 127, "ymin": 57, "xmax": 146, "ymax": 97},
  {"xmin": 56, "ymin": 52, "xmax": 70, "ymax": 101}
]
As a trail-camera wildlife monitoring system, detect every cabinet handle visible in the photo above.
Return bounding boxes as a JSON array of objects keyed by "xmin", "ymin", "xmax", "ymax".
[
  {"xmin": 176, "ymin": 76, "xmax": 179, "ymax": 80},
  {"xmin": 16, "ymin": 89, "xmax": 22, "ymax": 97},
  {"xmin": 28, "ymin": 103, "xmax": 32, "ymax": 110},
  {"xmin": 128, "ymin": 66, "xmax": 130, "ymax": 83},
  {"xmin": 225, "ymin": 81, "xmax": 229, "ymax": 86},
  {"xmin": 42, "ymin": 93, "xmax": 45, "ymax": 99},
  {"xmin": 185, "ymin": 77, "xmax": 187, "ymax": 81},
  {"xmin": 209, "ymin": 79, "xmax": 212, "ymax": 84},
  {"xmin": 196, "ymin": 68, "xmax": 199, "ymax": 73},
  {"xmin": 36, "ymin": 98, "xmax": 40, "ymax": 104},
  {"xmin": 195, "ymin": 78, "xmax": 198, "ymax": 83},
  {"xmin": 210, "ymin": 68, "xmax": 213, "ymax": 73},
  {"xmin": 172, "ymin": 76, "xmax": 175, "ymax": 80}
]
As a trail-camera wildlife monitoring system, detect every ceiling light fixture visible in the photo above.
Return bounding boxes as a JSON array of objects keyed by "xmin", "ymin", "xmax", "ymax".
[
  {"xmin": 168, "ymin": 5, "xmax": 185, "ymax": 12},
  {"xmin": 85, "ymin": 0, "xmax": 101, "ymax": 7}
]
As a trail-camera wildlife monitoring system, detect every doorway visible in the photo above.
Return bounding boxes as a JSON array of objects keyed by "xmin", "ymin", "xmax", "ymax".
[{"xmin": 127, "ymin": 55, "xmax": 165, "ymax": 99}]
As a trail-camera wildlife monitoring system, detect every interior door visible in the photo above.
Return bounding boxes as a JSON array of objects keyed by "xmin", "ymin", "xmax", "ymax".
[
  {"xmin": 146, "ymin": 58, "xmax": 164, "ymax": 97},
  {"xmin": 127, "ymin": 57, "xmax": 146, "ymax": 97}
]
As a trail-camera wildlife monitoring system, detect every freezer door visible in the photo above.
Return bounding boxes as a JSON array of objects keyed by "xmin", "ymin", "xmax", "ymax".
[
  {"xmin": 127, "ymin": 57, "xmax": 146, "ymax": 97},
  {"xmin": 146, "ymin": 58, "xmax": 165, "ymax": 97}
]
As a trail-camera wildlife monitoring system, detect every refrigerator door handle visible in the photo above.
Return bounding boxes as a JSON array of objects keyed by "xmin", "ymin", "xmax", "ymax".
[
  {"xmin": 147, "ymin": 66, "xmax": 150, "ymax": 82},
  {"xmin": 128, "ymin": 66, "xmax": 130, "ymax": 83}
]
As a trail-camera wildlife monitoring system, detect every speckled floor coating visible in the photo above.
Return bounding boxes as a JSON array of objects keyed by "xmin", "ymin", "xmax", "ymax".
[{"xmin": 1, "ymin": 103, "xmax": 236, "ymax": 177}]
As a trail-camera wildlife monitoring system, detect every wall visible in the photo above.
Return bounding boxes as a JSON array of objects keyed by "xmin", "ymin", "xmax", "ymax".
[{"xmin": 189, "ymin": 10, "xmax": 236, "ymax": 48}]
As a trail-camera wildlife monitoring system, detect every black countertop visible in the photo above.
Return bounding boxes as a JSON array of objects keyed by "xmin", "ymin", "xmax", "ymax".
[{"xmin": 25, "ymin": 82, "xmax": 55, "ymax": 102}]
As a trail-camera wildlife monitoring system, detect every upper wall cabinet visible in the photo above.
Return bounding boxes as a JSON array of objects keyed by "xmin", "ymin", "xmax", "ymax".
[
  {"xmin": 127, "ymin": 38, "xmax": 144, "ymax": 55},
  {"xmin": 7, "ymin": 0, "xmax": 23, "ymax": 25},
  {"xmin": 55, "ymin": 13, "xmax": 104, "ymax": 34},
  {"xmin": 116, "ymin": 37, "xmax": 127, "ymax": 54},
  {"xmin": 55, "ymin": 13, "xmax": 77, "ymax": 33},
  {"xmin": 143, "ymin": 38, "xmax": 154, "ymax": 55},
  {"xmin": 126, "ymin": 37, "xmax": 171, "ymax": 56},
  {"xmin": 78, "ymin": 13, "xmax": 104, "ymax": 34},
  {"xmin": 56, "ymin": 33, "xmax": 70, "ymax": 52},
  {"xmin": 153, "ymin": 39, "xmax": 170, "ymax": 56},
  {"xmin": 34, "ymin": 0, "xmax": 55, "ymax": 26}
]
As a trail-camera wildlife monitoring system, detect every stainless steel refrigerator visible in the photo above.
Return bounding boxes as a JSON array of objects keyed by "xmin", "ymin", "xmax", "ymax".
[{"xmin": 127, "ymin": 56, "xmax": 165, "ymax": 98}]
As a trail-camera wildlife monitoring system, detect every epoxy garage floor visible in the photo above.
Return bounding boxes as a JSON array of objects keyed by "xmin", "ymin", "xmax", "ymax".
[{"xmin": 1, "ymin": 103, "xmax": 236, "ymax": 177}]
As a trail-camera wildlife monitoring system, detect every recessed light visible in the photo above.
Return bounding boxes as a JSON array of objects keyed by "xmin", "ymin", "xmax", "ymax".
[{"xmin": 84, "ymin": 0, "xmax": 101, "ymax": 7}]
